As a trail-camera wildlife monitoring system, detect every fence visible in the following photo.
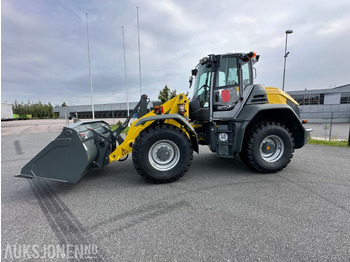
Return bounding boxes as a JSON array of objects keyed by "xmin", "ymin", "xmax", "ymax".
[{"xmin": 300, "ymin": 104, "xmax": 350, "ymax": 123}]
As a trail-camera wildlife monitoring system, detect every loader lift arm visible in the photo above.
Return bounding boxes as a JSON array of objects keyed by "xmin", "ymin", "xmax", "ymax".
[
  {"xmin": 113, "ymin": 94, "xmax": 149, "ymax": 145},
  {"xmin": 109, "ymin": 93, "xmax": 198, "ymax": 164}
]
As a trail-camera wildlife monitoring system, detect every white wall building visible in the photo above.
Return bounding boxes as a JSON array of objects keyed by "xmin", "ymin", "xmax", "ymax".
[
  {"xmin": 1, "ymin": 102, "xmax": 14, "ymax": 120},
  {"xmin": 288, "ymin": 84, "xmax": 350, "ymax": 123}
]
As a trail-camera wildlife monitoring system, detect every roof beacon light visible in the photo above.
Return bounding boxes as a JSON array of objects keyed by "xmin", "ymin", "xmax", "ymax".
[{"xmin": 248, "ymin": 51, "xmax": 257, "ymax": 58}]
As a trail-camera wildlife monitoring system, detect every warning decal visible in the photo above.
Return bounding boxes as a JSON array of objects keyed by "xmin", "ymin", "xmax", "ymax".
[
  {"xmin": 221, "ymin": 89, "xmax": 230, "ymax": 102},
  {"xmin": 121, "ymin": 148, "xmax": 129, "ymax": 156}
]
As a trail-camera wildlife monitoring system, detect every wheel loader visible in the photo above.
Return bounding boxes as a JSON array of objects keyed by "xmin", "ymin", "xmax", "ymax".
[{"xmin": 17, "ymin": 51, "xmax": 312, "ymax": 184}]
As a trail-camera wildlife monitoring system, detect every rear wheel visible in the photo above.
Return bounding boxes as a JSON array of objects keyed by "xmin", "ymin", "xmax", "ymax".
[
  {"xmin": 240, "ymin": 122, "xmax": 294, "ymax": 173},
  {"xmin": 132, "ymin": 124, "xmax": 193, "ymax": 183}
]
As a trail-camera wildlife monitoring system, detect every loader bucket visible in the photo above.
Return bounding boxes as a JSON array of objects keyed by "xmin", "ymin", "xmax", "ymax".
[{"xmin": 17, "ymin": 120, "xmax": 115, "ymax": 183}]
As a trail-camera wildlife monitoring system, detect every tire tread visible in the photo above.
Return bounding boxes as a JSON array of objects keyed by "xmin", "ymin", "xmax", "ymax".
[
  {"xmin": 240, "ymin": 121, "xmax": 294, "ymax": 173},
  {"xmin": 132, "ymin": 124, "xmax": 193, "ymax": 183}
]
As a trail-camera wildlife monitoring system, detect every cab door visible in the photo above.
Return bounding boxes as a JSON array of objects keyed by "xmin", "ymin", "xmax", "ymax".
[{"xmin": 212, "ymin": 55, "xmax": 253, "ymax": 120}]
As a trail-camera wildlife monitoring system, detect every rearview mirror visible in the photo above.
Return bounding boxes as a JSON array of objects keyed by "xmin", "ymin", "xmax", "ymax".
[
  {"xmin": 253, "ymin": 67, "xmax": 257, "ymax": 79},
  {"xmin": 189, "ymin": 76, "xmax": 193, "ymax": 88}
]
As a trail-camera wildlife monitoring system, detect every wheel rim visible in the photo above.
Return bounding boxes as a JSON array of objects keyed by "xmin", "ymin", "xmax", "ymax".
[
  {"xmin": 148, "ymin": 140, "xmax": 180, "ymax": 171},
  {"xmin": 259, "ymin": 135, "xmax": 284, "ymax": 162}
]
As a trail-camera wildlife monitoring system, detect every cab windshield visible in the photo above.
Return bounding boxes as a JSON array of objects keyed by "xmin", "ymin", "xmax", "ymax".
[{"xmin": 192, "ymin": 65, "xmax": 212, "ymax": 107}]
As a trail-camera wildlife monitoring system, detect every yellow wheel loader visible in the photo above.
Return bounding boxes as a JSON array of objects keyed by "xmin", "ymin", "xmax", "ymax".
[{"xmin": 17, "ymin": 52, "xmax": 311, "ymax": 184}]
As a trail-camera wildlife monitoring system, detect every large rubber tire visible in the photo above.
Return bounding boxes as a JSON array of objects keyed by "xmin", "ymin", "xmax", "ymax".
[
  {"xmin": 132, "ymin": 124, "xmax": 193, "ymax": 183},
  {"xmin": 240, "ymin": 122, "xmax": 294, "ymax": 173}
]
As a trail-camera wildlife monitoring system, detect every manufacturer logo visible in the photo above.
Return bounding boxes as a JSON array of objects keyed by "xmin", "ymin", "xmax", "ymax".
[{"xmin": 219, "ymin": 133, "xmax": 228, "ymax": 142}]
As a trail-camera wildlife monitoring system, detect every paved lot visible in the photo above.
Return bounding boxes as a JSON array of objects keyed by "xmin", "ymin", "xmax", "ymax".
[
  {"xmin": 1, "ymin": 120, "xmax": 350, "ymax": 261},
  {"xmin": 1, "ymin": 119, "xmax": 122, "ymax": 136},
  {"xmin": 1, "ymin": 119, "xmax": 349, "ymax": 139}
]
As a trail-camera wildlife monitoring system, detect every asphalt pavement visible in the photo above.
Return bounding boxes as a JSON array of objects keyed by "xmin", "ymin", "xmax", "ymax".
[{"xmin": 1, "ymin": 121, "xmax": 350, "ymax": 261}]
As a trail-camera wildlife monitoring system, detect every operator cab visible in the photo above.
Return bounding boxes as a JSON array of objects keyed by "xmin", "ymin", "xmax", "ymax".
[{"xmin": 189, "ymin": 52, "xmax": 259, "ymax": 121}]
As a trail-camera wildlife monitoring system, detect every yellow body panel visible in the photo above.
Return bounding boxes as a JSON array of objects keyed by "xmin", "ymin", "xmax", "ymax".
[
  {"xmin": 265, "ymin": 87, "xmax": 299, "ymax": 105},
  {"xmin": 109, "ymin": 94, "xmax": 190, "ymax": 163}
]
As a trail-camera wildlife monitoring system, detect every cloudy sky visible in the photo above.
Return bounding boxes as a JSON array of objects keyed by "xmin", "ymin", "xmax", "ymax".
[{"xmin": 2, "ymin": 0, "xmax": 350, "ymax": 106}]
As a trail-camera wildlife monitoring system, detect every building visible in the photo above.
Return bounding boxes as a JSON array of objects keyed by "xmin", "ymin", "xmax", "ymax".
[
  {"xmin": 287, "ymin": 84, "xmax": 350, "ymax": 123},
  {"xmin": 53, "ymin": 85, "xmax": 350, "ymax": 123},
  {"xmin": 53, "ymin": 101, "xmax": 156, "ymax": 119},
  {"xmin": 1, "ymin": 102, "xmax": 14, "ymax": 120}
]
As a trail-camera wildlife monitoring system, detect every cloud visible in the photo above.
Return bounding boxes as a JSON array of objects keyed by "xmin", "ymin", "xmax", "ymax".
[{"xmin": 2, "ymin": 0, "xmax": 350, "ymax": 106}]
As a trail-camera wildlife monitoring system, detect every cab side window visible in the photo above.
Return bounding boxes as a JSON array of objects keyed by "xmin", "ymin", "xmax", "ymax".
[
  {"xmin": 241, "ymin": 62, "xmax": 252, "ymax": 89},
  {"xmin": 214, "ymin": 57, "xmax": 239, "ymax": 111}
]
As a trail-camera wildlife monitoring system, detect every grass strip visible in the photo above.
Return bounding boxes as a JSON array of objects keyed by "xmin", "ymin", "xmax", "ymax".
[
  {"xmin": 308, "ymin": 139, "xmax": 349, "ymax": 147},
  {"xmin": 110, "ymin": 125, "xmax": 130, "ymax": 133}
]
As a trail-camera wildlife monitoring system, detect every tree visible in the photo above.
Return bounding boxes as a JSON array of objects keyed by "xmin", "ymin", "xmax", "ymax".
[
  {"xmin": 158, "ymin": 85, "xmax": 177, "ymax": 103},
  {"xmin": 170, "ymin": 89, "xmax": 177, "ymax": 99},
  {"xmin": 12, "ymin": 101, "xmax": 54, "ymax": 119},
  {"xmin": 61, "ymin": 102, "xmax": 68, "ymax": 107}
]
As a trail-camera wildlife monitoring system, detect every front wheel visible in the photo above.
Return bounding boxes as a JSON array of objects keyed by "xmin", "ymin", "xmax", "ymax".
[
  {"xmin": 132, "ymin": 124, "xmax": 193, "ymax": 183},
  {"xmin": 240, "ymin": 122, "xmax": 294, "ymax": 173}
]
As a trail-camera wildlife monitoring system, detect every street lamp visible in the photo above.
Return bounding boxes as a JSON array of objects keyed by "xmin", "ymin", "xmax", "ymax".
[{"xmin": 282, "ymin": 29, "xmax": 293, "ymax": 91}]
